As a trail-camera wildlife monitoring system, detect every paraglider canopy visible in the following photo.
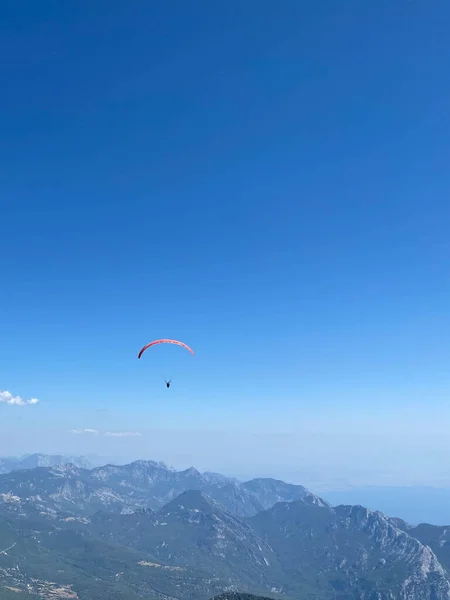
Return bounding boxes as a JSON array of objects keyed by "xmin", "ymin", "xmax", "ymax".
[{"xmin": 137, "ymin": 339, "xmax": 195, "ymax": 359}]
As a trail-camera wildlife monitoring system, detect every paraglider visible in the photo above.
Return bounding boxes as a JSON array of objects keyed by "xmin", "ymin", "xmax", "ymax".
[
  {"xmin": 137, "ymin": 339, "xmax": 195, "ymax": 359},
  {"xmin": 138, "ymin": 339, "xmax": 195, "ymax": 388}
]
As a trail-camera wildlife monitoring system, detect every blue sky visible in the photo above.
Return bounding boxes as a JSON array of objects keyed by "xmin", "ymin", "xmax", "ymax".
[{"xmin": 1, "ymin": 1, "xmax": 450, "ymax": 486}]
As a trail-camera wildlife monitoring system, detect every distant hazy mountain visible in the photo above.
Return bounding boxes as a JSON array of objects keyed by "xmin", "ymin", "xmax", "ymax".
[
  {"xmin": 322, "ymin": 485, "xmax": 450, "ymax": 526},
  {"xmin": 1, "ymin": 459, "xmax": 450, "ymax": 599},
  {"xmin": 0, "ymin": 453, "xmax": 93, "ymax": 474},
  {"xmin": 0, "ymin": 459, "xmax": 322, "ymax": 518}
]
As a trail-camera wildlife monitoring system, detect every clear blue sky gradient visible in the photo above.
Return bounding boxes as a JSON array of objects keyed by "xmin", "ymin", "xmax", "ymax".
[{"xmin": 1, "ymin": 1, "xmax": 450, "ymax": 480}]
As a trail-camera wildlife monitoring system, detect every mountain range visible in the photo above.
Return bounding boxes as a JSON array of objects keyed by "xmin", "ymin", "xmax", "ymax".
[
  {"xmin": 0, "ymin": 453, "xmax": 93, "ymax": 474},
  {"xmin": 0, "ymin": 455, "xmax": 449, "ymax": 599}
]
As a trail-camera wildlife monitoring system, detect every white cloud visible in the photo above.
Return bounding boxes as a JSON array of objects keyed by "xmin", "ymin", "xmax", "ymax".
[
  {"xmin": 68, "ymin": 429, "xmax": 141, "ymax": 438},
  {"xmin": 104, "ymin": 431, "xmax": 142, "ymax": 437},
  {"xmin": 69, "ymin": 429, "xmax": 99, "ymax": 435},
  {"xmin": 0, "ymin": 390, "xmax": 40, "ymax": 406}
]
